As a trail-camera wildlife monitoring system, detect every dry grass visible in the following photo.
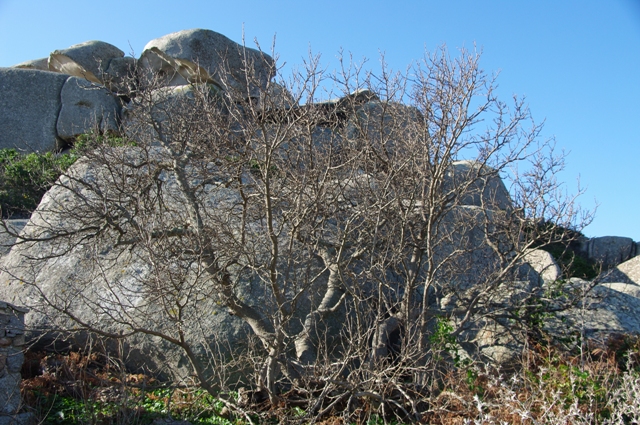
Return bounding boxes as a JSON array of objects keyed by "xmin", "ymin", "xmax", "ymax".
[{"xmin": 17, "ymin": 334, "xmax": 640, "ymax": 424}]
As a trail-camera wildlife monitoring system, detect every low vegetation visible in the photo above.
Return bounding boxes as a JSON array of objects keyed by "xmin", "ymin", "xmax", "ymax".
[
  {"xmin": 0, "ymin": 148, "xmax": 77, "ymax": 217},
  {"xmin": 0, "ymin": 133, "xmax": 136, "ymax": 218},
  {"xmin": 19, "ymin": 333, "xmax": 640, "ymax": 424}
]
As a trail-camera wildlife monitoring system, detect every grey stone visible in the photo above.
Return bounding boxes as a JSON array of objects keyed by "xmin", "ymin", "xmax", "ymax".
[
  {"xmin": 49, "ymin": 40, "xmax": 124, "ymax": 84},
  {"xmin": 5, "ymin": 349, "xmax": 23, "ymax": 374},
  {"xmin": 0, "ymin": 220, "xmax": 29, "ymax": 258},
  {"xmin": 547, "ymin": 278, "xmax": 640, "ymax": 344},
  {"xmin": 138, "ymin": 47, "xmax": 198, "ymax": 87},
  {"xmin": 345, "ymin": 100, "xmax": 422, "ymax": 152},
  {"xmin": 122, "ymin": 84, "xmax": 223, "ymax": 141},
  {"xmin": 0, "ymin": 155, "xmax": 295, "ymax": 382},
  {"xmin": 103, "ymin": 56, "xmax": 137, "ymax": 94},
  {"xmin": 141, "ymin": 29, "xmax": 275, "ymax": 99},
  {"xmin": 524, "ymin": 249, "xmax": 562, "ymax": 283},
  {"xmin": 262, "ymin": 82, "xmax": 296, "ymax": 109},
  {"xmin": 56, "ymin": 77, "xmax": 121, "ymax": 141},
  {"xmin": 0, "ymin": 412, "xmax": 35, "ymax": 425},
  {"xmin": 0, "ymin": 68, "xmax": 68, "ymax": 152},
  {"xmin": 12, "ymin": 58, "xmax": 49, "ymax": 71},
  {"xmin": 0, "ymin": 372, "xmax": 20, "ymax": 414},
  {"xmin": 447, "ymin": 160, "xmax": 513, "ymax": 211},
  {"xmin": 599, "ymin": 254, "xmax": 640, "ymax": 285},
  {"xmin": 577, "ymin": 236, "xmax": 637, "ymax": 270},
  {"xmin": 0, "ymin": 148, "xmax": 525, "ymax": 378}
]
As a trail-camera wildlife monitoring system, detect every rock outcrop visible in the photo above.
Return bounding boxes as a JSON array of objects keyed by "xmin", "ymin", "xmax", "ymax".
[
  {"xmin": 599, "ymin": 254, "xmax": 640, "ymax": 285},
  {"xmin": 0, "ymin": 146, "xmax": 531, "ymax": 376},
  {"xmin": 576, "ymin": 236, "xmax": 638, "ymax": 270},
  {"xmin": 48, "ymin": 40, "xmax": 124, "ymax": 84},
  {"xmin": 548, "ymin": 277, "xmax": 640, "ymax": 344},
  {"xmin": 2, "ymin": 29, "xmax": 276, "ymax": 153},
  {"xmin": 0, "ymin": 154, "xmax": 341, "ymax": 381},
  {"xmin": 0, "ymin": 221, "xmax": 28, "ymax": 259},
  {"xmin": 2, "ymin": 28, "xmax": 639, "ymax": 386},
  {"xmin": 0, "ymin": 68, "xmax": 68, "ymax": 152},
  {"xmin": 141, "ymin": 29, "xmax": 275, "ymax": 99},
  {"xmin": 57, "ymin": 77, "xmax": 121, "ymax": 141}
]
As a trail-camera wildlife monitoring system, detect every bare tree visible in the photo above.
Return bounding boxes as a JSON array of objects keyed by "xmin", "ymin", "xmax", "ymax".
[{"xmin": 1, "ymin": 43, "xmax": 591, "ymax": 420}]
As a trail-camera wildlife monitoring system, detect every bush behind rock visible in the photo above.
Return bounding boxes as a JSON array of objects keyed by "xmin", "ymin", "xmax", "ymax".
[{"xmin": 0, "ymin": 148, "xmax": 77, "ymax": 217}]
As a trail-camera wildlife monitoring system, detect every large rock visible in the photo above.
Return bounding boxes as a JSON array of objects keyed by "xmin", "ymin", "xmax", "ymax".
[
  {"xmin": 599, "ymin": 255, "xmax": 640, "ymax": 285},
  {"xmin": 56, "ymin": 77, "xmax": 121, "ymax": 141},
  {"xmin": 524, "ymin": 249, "xmax": 562, "ymax": 283},
  {"xmin": 262, "ymin": 82, "xmax": 296, "ymax": 109},
  {"xmin": 0, "ymin": 68, "xmax": 69, "ymax": 152},
  {"xmin": 0, "ymin": 142, "xmax": 532, "ymax": 377},
  {"xmin": 430, "ymin": 204, "xmax": 540, "ymax": 364},
  {"xmin": 103, "ymin": 56, "xmax": 137, "ymax": 94},
  {"xmin": 138, "ymin": 47, "xmax": 203, "ymax": 87},
  {"xmin": 12, "ymin": 57, "xmax": 49, "ymax": 71},
  {"xmin": 0, "ymin": 153, "xmax": 334, "ymax": 383},
  {"xmin": 345, "ymin": 100, "xmax": 422, "ymax": 152},
  {"xmin": 48, "ymin": 40, "xmax": 124, "ymax": 84},
  {"xmin": 447, "ymin": 160, "xmax": 513, "ymax": 211},
  {"xmin": 548, "ymin": 278, "xmax": 640, "ymax": 343},
  {"xmin": 577, "ymin": 236, "xmax": 637, "ymax": 270},
  {"xmin": 141, "ymin": 29, "xmax": 275, "ymax": 99}
]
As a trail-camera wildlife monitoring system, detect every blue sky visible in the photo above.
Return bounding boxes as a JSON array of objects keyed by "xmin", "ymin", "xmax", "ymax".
[{"xmin": 1, "ymin": 0, "xmax": 639, "ymax": 240}]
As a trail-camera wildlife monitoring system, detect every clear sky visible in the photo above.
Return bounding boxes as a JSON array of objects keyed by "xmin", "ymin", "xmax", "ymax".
[{"xmin": 1, "ymin": 0, "xmax": 639, "ymax": 240}]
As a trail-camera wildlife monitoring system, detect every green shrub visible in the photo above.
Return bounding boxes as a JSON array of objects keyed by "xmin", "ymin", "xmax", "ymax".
[
  {"xmin": 0, "ymin": 134, "xmax": 137, "ymax": 218},
  {"xmin": 73, "ymin": 133, "xmax": 136, "ymax": 152},
  {"xmin": 542, "ymin": 242, "xmax": 598, "ymax": 280},
  {"xmin": 0, "ymin": 148, "xmax": 78, "ymax": 217}
]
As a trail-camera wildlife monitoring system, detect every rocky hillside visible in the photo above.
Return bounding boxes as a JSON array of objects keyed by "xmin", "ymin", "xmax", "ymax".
[{"xmin": 0, "ymin": 29, "xmax": 639, "ymax": 422}]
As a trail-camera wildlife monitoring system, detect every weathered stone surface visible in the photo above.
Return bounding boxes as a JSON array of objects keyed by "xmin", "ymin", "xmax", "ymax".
[
  {"xmin": 0, "ymin": 156, "xmax": 299, "ymax": 381},
  {"xmin": 138, "ymin": 47, "xmax": 196, "ymax": 87},
  {"xmin": 577, "ymin": 236, "xmax": 637, "ymax": 270},
  {"xmin": 447, "ymin": 160, "xmax": 513, "ymax": 211},
  {"xmin": 12, "ymin": 57, "xmax": 49, "ymax": 71},
  {"xmin": 0, "ymin": 221, "xmax": 28, "ymax": 258},
  {"xmin": 599, "ymin": 254, "xmax": 640, "ymax": 285},
  {"xmin": 547, "ymin": 278, "xmax": 640, "ymax": 344},
  {"xmin": 103, "ymin": 56, "xmax": 136, "ymax": 93},
  {"xmin": 0, "ymin": 412, "xmax": 35, "ymax": 425},
  {"xmin": 524, "ymin": 249, "xmax": 562, "ymax": 283},
  {"xmin": 262, "ymin": 82, "xmax": 296, "ymax": 109},
  {"xmin": 317, "ymin": 89, "xmax": 379, "ymax": 108},
  {"xmin": 0, "ymin": 372, "xmax": 20, "ymax": 414},
  {"xmin": 0, "ymin": 68, "xmax": 68, "ymax": 152},
  {"xmin": 141, "ymin": 29, "xmax": 275, "ymax": 98},
  {"xmin": 5, "ymin": 349, "xmax": 23, "ymax": 374},
  {"xmin": 0, "ymin": 145, "xmax": 529, "ymax": 376},
  {"xmin": 346, "ymin": 100, "xmax": 422, "ymax": 150},
  {"xmin": 49, "ymin": 40, "xmax": 124, "ymax": 84},
  {"xmin": 56, "ymin": 77, "xmax": 121, "ymax": 141}
]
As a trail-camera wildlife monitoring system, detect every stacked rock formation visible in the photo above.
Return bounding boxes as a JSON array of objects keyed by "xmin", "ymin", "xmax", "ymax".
[{"xmin": 0, "ymin": 29, "xmax": 275, "ymax": 153}]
